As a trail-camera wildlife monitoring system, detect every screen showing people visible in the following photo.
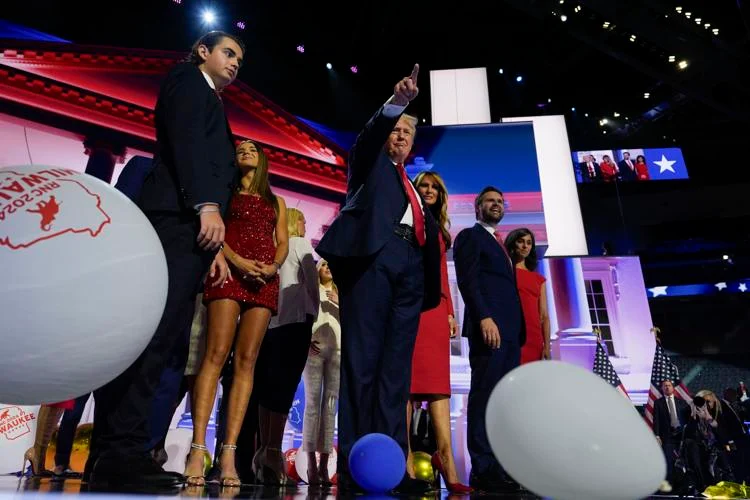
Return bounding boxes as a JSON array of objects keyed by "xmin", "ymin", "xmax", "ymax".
[
  {"xmin": 406, "ymin": 121, "xmax": 548, "ymax": 245},
  {"xmin": 572, "ymin": 147, "xmax": 689, "ymax": 183}
]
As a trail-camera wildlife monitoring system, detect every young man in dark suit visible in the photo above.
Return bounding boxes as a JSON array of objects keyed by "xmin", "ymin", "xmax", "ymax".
[
  {"xmin": 618, "ymin": 151, "xmax": 638, "ymax": 182},
  {"xmin": 316, "ymin": 64, "xmax": 440, "ymax": 494},
  {"xmin": 453, "ymin": 186, "xmax": 525, "ymax": 492},
  {"xmin": 653, "ymin": 379, "xmax": 690, "ymax": 481},
  {"xmin": 87, "ymin": 31, "xmax": 243, "ymax": 488}
]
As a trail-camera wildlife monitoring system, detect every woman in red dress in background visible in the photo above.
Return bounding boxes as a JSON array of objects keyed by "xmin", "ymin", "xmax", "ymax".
[
  {"xmin": 406, "ymin": 171, "xmax": 472, "ymax": 494},
  {"xmin": 184, "ymin": 140, "xmax": 288, "ymax": 487},
  {"xmin": 505, "ymin": 228, "xmax": 551, "ymax": 364},
  {"xmin": 635, "ymin": 154, "xmax": 651, "ymax": 181}
]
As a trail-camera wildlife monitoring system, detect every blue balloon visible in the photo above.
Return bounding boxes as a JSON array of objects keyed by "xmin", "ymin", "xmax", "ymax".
[{"xmin": 348, "ymin": 433, "xmax": 405, "ymax": 493}]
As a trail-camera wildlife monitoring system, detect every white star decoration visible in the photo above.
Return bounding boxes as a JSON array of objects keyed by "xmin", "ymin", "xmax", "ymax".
[
  {"xmin": 715, "ymin": 282, "xmax": 728, "ymax": 291},
  {"xmin": 653, "ymin": 154, "xmax": 677, "ymax": 174},
  {"xmin": 740, "ymin": 283, "xmax": 748, "ymax": 292},
  {"xmin": 649, "ymin": 286, "xmax": 668, "ymax": 297}
]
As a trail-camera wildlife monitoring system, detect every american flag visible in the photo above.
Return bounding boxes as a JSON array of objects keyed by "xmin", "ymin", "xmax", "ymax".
[
  {"xmin": 644, "ymin": 342, "xmax": 691, "ymax": 429},
  {"xmin": 593, "ymin": 341, "xmax": 630, "ymax": 399}
]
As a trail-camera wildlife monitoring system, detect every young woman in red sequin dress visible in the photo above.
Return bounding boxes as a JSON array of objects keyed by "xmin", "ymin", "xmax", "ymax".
[{"xmin": 184, "ymin": 140, "xmax": 288, "ymax": 487}]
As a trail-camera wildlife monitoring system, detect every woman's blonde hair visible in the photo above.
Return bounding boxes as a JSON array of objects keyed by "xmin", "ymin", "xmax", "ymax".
[
  {"xmin": 286, "ymin": 207, "xmax": 305, "ymax": 237},
  {"xmin": 695, "ymin": 389, "xmax": 722, "ymax": 416},
  {"xmin": 317, "ymin": 258, "xmax": 338, "ymax": 295},
  {"xmin": 413, "ymin": 171, "xmax": 451, "ymax": 248}
]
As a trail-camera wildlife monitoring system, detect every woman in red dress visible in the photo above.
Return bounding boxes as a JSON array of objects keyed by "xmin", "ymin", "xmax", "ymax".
[
  {"xmin": 599, "ymin": 155, "xmax": 619, "ymax": 182},
  {"xmin": 406, "ymin": 171, "xmax": 472, "ymax": 493},
  {"xmin": 183, "ymin": 140, "xmax": 289, "ymax": 487},
  {"xmin": 635, "ymin": 155, "xmax": 651, "ymax": 181},
  {"xmin": 505, "ymin": 228, "xmax": 551, "ymax": 364}
]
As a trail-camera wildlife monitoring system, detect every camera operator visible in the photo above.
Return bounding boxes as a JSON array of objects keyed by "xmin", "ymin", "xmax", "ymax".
[{"xmin": 682, "ymin": 390, "xmax": 745, "ymax": 490}]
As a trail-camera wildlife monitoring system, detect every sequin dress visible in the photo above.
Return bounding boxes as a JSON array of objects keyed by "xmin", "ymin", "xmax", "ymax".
[{"xmin": 203, "ymin": 193, "xmax": 279, "ymax": 313}]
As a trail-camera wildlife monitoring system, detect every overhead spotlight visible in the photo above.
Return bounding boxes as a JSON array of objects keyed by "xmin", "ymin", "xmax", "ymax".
[
  {"xmin": 516, "ymin": 75, "xmax": 523, "ymax": 82},
  {"xmin": 723, "ymin": 254, "xmax": 730, "ymax": 261},
  {"xmin": 713, "ymin": 28, "xmax": 719, "ymax": 35},
  {"xmin": 559, "ymin": 0, "xmax": 564, "ymax": 3},
  {"xmin": 574, "ymin": 5, "xmax": 581, "ymax": 12},
  {"xmin": 326, "ymin": 62, "xmax": 333, "ymax": 70},
  {"xmin": 629, "ymin": 34, "xmax": 637, "ymax": 42},
  {"xmin": 296, "ymin": 45, "xmax": 305, "ymax": 53},
  {"xmin": 202, "ymin": 9, "xmax": 216, "ymax": 26},
  {"xmin": 350, "ymin": 65, "xmax": 358, "ymax": 74},
  {"xmin": 625, "ymin": 117, "xmax": 629, "ymax": 121},
  {"xmin": 422, "ymin": 118, "xmax": 426, "ymax": 123},
  {"xmin": 613, "ymin": 112, "xmax": 620, "ymax": 117},
  {"xmin": 685, "ymin": 11, "xmax": 691, "ymax": 18},
  {"xmin": 668, "ymin": 55, "xmax": 676, "ymax": 62},
  {"xmin": 603, "ymin": 130, "xmax": 607, "ymax": 134},
  {"xmin": 236, "ymin": 21, "xmax": 246, "ymax": 30},
  {"xmin": 548, "ymin": 98, "xmax": 552, "ymax": 103},
  {"xmin": 571, "ymin": 107, "xmax": 576, "ymax": 111},
  {"xmin": 695, "ymin": 18, "xmax": 701, "ymax": 24},
  {"xmin": 172, "ymin": 0, "xmax": 182, "ymax": 4},
  {"xmin": 560, "ymin": 15, "xmax": 568, "ymax": 22},
  {"xmin": 584, "ymin": 113, "xmax": 589, "ymax": 117},
  {"xmin": 599, "ymin": 118, "xmax": 608, "ymax": 125},
  {"xmin": 602, "ymin": 21, "xmax": 610, "ymax": 28},
  {"xmin": 678, "ymin": 60, "xmax": 688, "ymax": 70},
  {"xmin": 644, "ymin": 92, "xmax": 651, "ymax": 98},
  {"xmin": 675, "ymin": 6, "xmax": 683, "ymax": 12},
  {"xmin": 498, "ymin": 68, "xmax": 504, "ymax": 74},
  {"xmin": 704, "ymin": 23, "xmax": 711, "ymax": 28}
]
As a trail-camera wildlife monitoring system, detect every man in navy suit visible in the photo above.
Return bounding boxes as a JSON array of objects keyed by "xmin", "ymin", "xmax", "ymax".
[
  {"xmin": 316, "ymin": 64, "xmax": 440, "ymax": 493},
  {"xmin": 618, "ymin": 151, "xmax": 638, "ymax": 182},
  {"xmin": 454, "ymin": 186, "xmax": 525, "ymax": 492},
  {"xmin": 580, "ymin": 154, "xmax": 601, "ymax": 183},
  {"xmin": 87, "ymin": 31, "xmax": 240, "ymax": 487},
  {"xmin": 653, "ymin": 379, "xmax": 690, "ymax": 481}
]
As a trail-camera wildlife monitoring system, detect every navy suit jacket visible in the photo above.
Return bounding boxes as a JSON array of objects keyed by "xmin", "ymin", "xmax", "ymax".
[
  {"xmin": 454, "ymin": 223, "xmax": 525, "ymax": 349},
  {"xmin": 316, "ymin": 105, "xmax": 441, "ymax": 311},
  {"xmin": 618, "ymin": 160, "xmax": 638, "ymax": 181},
  {"xmin": 139, "ymin": 63, "xmax": 239, "ymax": 216}
]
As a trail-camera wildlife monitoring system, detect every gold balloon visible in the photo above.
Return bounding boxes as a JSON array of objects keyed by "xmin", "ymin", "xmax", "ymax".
[
  {"xmin": 204, "ymin": 451, "xmax": 214, "ymax": 476},
  {"xmin": 412, "ymin": 451, "xmax": 435, "ymax": 484}
]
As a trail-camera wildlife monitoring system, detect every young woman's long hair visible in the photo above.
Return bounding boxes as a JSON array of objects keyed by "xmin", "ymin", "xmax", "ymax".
[
  {"xmin": 413, "ymin": 171, "xmax": 451, "ymax": 249},
  {"xmin": 286, "ymin": 207, "xmax": 304, "ymax": 237},
  {"xmin": 504, "ymin": 227, "xmax": 538, "ymax": 271},
  {"xmin": 236, "ymin": 140, "xmax": 278, "ymax": 220}
]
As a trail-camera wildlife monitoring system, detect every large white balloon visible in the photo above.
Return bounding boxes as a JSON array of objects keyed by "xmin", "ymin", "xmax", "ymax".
[
  {"xmin": 0, "ymin": 165, "xmax": 167, "ymax": 404},
  {"xmin": 486, "ymin": 361, "xmax": 665, "ymax": 500}
]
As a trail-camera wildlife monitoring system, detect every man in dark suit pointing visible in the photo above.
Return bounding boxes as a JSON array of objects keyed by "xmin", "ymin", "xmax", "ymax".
[{"xmin": 316, "ymin": 64, "xmax": 440, "ymax": 493}]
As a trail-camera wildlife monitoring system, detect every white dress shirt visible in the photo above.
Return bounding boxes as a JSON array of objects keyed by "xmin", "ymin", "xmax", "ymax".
[{"xmin": 269, "ymin": 236, "xmax": 320, "ymax": 329}]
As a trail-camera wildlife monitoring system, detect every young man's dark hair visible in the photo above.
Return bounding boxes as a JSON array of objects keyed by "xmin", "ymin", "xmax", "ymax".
[{"xmin": 187, "ymin": 31, "xmax": 246, "ymax": 66}]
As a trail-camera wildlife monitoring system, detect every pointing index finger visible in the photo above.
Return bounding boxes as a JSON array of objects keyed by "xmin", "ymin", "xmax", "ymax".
[{"xmin": 410, "ymin": 63, "xmax": 419, "ymax": 84}]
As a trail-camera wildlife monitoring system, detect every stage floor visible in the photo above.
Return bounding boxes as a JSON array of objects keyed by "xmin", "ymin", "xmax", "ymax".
[{"xmin": 0, "ymin": 476, "xmax": 708, "ymax": 499}]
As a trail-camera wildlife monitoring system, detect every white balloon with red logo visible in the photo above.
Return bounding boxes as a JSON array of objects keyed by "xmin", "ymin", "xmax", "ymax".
[{"xmin": 0, "ymin": 165, "xmax": 167, "ymax": 404}]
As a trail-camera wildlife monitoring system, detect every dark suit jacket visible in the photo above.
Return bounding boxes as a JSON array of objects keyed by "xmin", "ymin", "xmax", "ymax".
[
  {"xmin": 139, "ymin": 63, "xmax": 238, "ymax": 216},
  {"xmin": 315, "ymin": 105, "xmax": 440, "ymax": 311},
  {"xmin": 653, "ymin": 396, "xmax": 690, "ymax": 442},
  {"xmin": 115, "ymin": 155, "xmax": 154, "ymax": 202},
  {"xmin": 618, "ymin": 159, "xmax": 638, "ymax": 181},
  {"xmin": 580, "ymin": 161, "xmax": 601, "ymax": 183},
  {"xmin": 454, "ymin": 223, "xmax": 525, "ymax": 348}
]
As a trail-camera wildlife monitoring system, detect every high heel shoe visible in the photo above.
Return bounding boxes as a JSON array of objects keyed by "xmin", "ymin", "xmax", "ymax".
[
  {"xmin": 218, "ymin": 444, "xmax": 241, "ymax": 488},
  {"xmin": 184, "ymin": 443, "xmax": 208, "ymax": 486},
  {"xmin": 22, "ymin": 447, "xmax": 52, "ymax": 477},
  {"xmin": 254, "ymin": 447, "xmax": 295, "ymax": 487},
  {"xmin": 432, "ymin": 452, "xmax": 474, "ymax": 494}
]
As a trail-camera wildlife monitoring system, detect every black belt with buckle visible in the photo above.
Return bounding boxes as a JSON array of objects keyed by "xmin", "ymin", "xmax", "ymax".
[{"xmin": 394, "ymin": 223, "xmax": 418, "ymax": 246}]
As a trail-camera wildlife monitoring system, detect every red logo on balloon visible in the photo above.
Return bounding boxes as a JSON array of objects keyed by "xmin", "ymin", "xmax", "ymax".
[{"xmin": 0, "ymin": 169, "xmax": 111, "ymax": 250}]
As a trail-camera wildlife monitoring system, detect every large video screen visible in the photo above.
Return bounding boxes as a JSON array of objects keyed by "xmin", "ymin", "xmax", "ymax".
[
  {"xmin": 572, "ymin": 147, "xmax": 689, "ymax": 183},
  {"xmin": 406, "ymin": 122, "xmax": 548, "ymax": 246}
]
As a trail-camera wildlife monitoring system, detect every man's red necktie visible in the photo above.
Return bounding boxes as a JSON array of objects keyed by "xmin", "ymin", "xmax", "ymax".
[
  {"xmin": 396, "ymin": 163, "xmax": 426, "ymax": 247},
  {"xmin": 493, "ymin": 229, "xmax": 514, "ymax": 269}
]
